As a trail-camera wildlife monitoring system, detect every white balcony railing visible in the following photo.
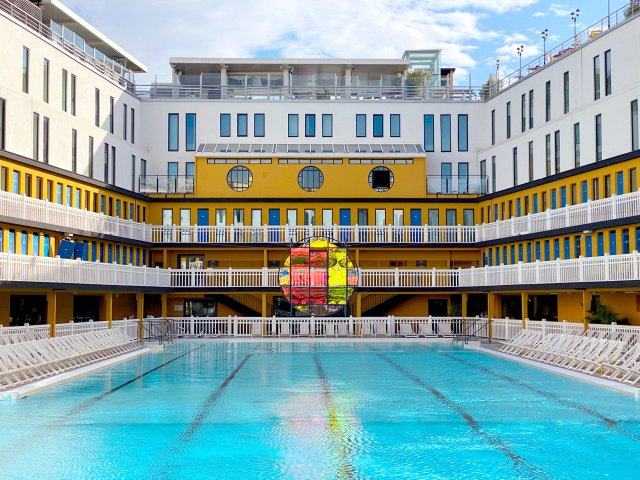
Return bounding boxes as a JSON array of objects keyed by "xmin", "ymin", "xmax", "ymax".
[
  {"xmin": 0, "ymin": 190, "xmax": 152, "ymax": 241},
  {"xmin": 0, "ymin": 252, "xmax": 169, "ymax": 287}
]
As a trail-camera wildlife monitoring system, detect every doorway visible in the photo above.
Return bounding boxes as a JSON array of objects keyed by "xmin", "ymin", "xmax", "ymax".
[{"xmin": 428, "ymin": 299, "xmax": 448, "ymax": 317}]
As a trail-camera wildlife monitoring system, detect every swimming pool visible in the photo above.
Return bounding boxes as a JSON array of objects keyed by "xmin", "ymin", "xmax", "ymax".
[{"xmin": 1, "ymin": 341, "xmax": 639, "ymax": 479}]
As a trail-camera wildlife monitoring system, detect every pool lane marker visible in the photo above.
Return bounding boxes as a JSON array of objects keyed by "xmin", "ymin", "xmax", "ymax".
[
  {"xmin": 372, "ymin": 350, "xmax": 550, "ymax": 480},
  {"xmin": 312, "ymin": 353, "xmax": 360, "ymax": 480},
  {"xmin": 441, "ymin": 351, "xmax": 640, "ymax": 442}
]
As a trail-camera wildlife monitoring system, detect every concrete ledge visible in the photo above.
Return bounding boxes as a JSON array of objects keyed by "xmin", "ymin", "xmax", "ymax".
[
  {"xmin": 469, "ymin": 343, "xmax": 640, "ymax": 398},
  {"xmin": 1, "ymin": 347, "xmax": 152, "ymax": 401}
]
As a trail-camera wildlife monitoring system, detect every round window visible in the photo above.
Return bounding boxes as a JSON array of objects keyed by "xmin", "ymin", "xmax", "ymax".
[
  {"xmin": 297, "ymin": 166, "xmax": 324, "ymax": 192},
  {"xmin": 368, "ymin": 166, "xmax": 394, "ymax": 192},
  {"xmin": 226, "ymin": 166, "xmax": 253, "ymax": 192}
]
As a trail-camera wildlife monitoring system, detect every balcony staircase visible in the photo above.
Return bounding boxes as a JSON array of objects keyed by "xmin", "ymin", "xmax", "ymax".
[{"xmin": 211, "ymin": 293, "xmax": 269, "ymax": 317}]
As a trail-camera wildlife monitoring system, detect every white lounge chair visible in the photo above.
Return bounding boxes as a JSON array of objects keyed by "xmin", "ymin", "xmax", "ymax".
[
  {"xmin": 399, "ymin": 323, "xmax": 417, "ymax": 338},
  {"xmin": 418, "ymin": 321, "xmax": 437, "ymax": 338},
  {"xmin": 337, "ymin": 322, "xmax": 350, "ymax": 337},
  {"xmin": 374, "ymin": 321, "xmax": 388, "ymax": 338}
]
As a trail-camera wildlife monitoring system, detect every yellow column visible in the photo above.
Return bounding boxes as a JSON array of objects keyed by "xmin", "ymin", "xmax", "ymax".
[
  {"xmin": 521, "ymin": 292, "xmax": 528, "ymax": 329},
  {"xmin": 161, "ymin": 293, "xmax": 168, "ymax": 319},
  {"xmin": 355, "ymin": 293, "xmax": 362, "ymax": 317},
  {"xmin": 461, "ymin": 293, "xmax": 468, "ymax": 317},
  {"xmin": 47, "ymin": 291, "xmax": 57, "ymax": 338},
  {"xmin": 263, "ymin": 249, "xmax": 268, "ymax": 267},
  {"xmin": 136, "ymin": 292, "xmax": 144, "ymax": 340},
  {"xmin": 162, "ymin": 249, "xmax": 168, "ymax": 268},
  {"xmin": 582, "ymin": 290, "xmax": 592, "ymax": 331},
  {"xmin": 261, "ymin": 293, "xmax": 267, "ymax": 317},
  {"xmin": 105, "ymin": 292, "xmax": 113, "ymax": 329},
  {"xmin": 487, "ymin": 292, "xmax": 495, "ymax": 341}
]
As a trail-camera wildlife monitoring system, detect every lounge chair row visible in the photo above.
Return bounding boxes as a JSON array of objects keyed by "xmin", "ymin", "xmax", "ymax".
[
  {"xmin": 0, "ymin": 329, "xmax": 142, "ymax": 391},
  {"xmin": 0, "ymin": 331, "xmax": 47, "ymax": 346},
  {"xmin": 246, "ymin": 320, "xmax": 455, "ymax": 338},
  {"xmin": 499, "ymin": 330, "xmax": 640, "ymax": 385}
]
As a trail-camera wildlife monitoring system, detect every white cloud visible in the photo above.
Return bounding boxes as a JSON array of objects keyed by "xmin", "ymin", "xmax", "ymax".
[
  {"xmin": 549, "ymin": 3, "xmax": 573, "ymax": 17},
  {"xmin": 532, "ymin": 11, "xmax": 548, "ymax": 17}
]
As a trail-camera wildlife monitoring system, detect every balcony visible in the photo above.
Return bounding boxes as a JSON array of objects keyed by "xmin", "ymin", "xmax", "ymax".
[
  {"xmin": 0, "ymin": 252, "xmax": 169, "ymax": 287},
  {"xmin": 139, "ymin": 175, "xmax": 194, "ymax": 195},
  {"xmin": 0, "ymin": 190, "xmax": 151, "ymax": 242},
  {"xmin": 426, "ymin": 175, "xmax": 488, "ymax": 195}
]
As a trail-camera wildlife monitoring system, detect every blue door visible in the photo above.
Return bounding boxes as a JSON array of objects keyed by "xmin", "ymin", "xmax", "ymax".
[
  {"xmin": 533, "ymin": 194, "xmax": 538, "ymax": 213},
  {"xmin": 269, "ymin": 209, "xmax": 280, "ymax": 242},
  {"xmin": 527, "ymin": 243, "xmax": 532, "ymax": 262},
  {"xmin": 8, "ymin": 231, "xmax": 15, "ymax": 253},
  {"xmin": 585, "ymin": 236, "xmax": 593, "ymax": 257},
  {"xmin": 617, "ymin": 172, "xmax": 624, "ymax": 195},
  {"xmin": 488, "ymin": 249, "xmax": 493, "ymax": 266},
  {"xmin": 197, "ymin": 208, "xmax": 209, "ymax": 242},
  {"xmin": 115, "ymin": 246, "xmax": 120, "ymax": 263},
  {"xmin": 551, "ymin": 189, "xmax": 557, "ymax": 209},
  {"xmin": 622, "ymin": 230, "xmax": 630, "ymax": 254},
  {"xmin": 560, "ymin": 187, "xmax": 567, "ymax": 207},
  {"xmin": 493, "ymin": 205, "xmax": 499, "ymax": 221},
  {"xmin": 636, "ymin": 227, "xmax": 640, "ymax": 251},
  {"xmin": 518, "ymin": 245, "xmax": 523, "ymax": 262},
  {"xmin": 510, "ymin": 245, "xmax": 515, "ymax": 264},
  {"xmin": 581, "ymin": 181, "xmax": 588, "ymax": 202},
  {"xmin": 503, "ymin": 247, "xmax": 508, "ymax": 265},
  {"xmin": 339, "ymin": 209, "xmax": 351, "ymax": 242},
  {"xmin": 516, "ymin": 199, "xmax": 521, "ymax": 217},
  {"xmin": 107, "ymin": 245, "xmax": 113, "ymax": 263},
  {"xmin": 544, "ymin": 241, "xmax": 550, "ymax": 261},
  {"xmin": 564, "ymin": 238, "xmax": 570, "ymax": 259},
  {"xmin": 597, "ymin": 233, "xmax": 604, "ymax": 256},
  {"xmin": 554, "ymin": 239, "xmax": 560, "ymax": 259},
  {"xmin": 536, "ymin": 242, "xmax": 541, "ymax": 260},
  {"xmin": 609, "ymin": 231, "xmax": 617, "ymax": 255},
  {"xmin": 410, "ymin": 209, "xmax": 421, "ymax": 242},
  {"xmin": 91, "ymin": 242, "xmax": 96, "ymax": 261}
]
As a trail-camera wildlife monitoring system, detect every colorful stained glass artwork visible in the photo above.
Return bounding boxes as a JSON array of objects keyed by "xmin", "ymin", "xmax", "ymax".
[{"xmin": 279, "ymin": 237, "xmax": 358, "ymax": 315}]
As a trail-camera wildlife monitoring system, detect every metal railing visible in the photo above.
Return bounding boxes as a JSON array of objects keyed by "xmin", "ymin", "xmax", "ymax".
[
  {"xmin": 0, "ymin": 252, "xmax": 170, "ymax": 287},
  {"xmin": 488, "ymin": 2, "xmax": 638, "ymax": 98},
  {"xmin": 426, "ymin": 175, "xmax": 488, "ymax": 195},
  {"xmin": 139, "ymin": 175, "xmax": 194, "ymax": 194},
  {"xmin": 0, "ymin": 190, "xmax": 151, "ymax": 241},
  {"xmin": 0, "ymin": 0, "xmax": 134, "ymax": 91}
]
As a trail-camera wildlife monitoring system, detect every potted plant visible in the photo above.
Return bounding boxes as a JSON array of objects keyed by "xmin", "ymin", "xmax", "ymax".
[
  {"xmin": 405, "ymin": 70, "xmax": 433, "ymax": 98},
  {"xmin": 624, "ymin": 0, "xmax": 640, "ymax": 18},
  {"xmin": 588, "ymin": 303, "xmax": 628, "ymax": 324}
]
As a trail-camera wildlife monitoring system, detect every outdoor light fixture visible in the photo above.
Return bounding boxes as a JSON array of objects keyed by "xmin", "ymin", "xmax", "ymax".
[
  {"xmin": 516, "ymin": 45, "xmax": 524, "ymax": 79},
  {"xmin": 541, "ymin": 29, "xmax": 549, "ymax": 64}
]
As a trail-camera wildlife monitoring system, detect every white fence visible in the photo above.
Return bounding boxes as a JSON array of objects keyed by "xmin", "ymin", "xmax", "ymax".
[
  {"xmin": 0, "ymin": 319, "xmax": 137, "ymax": 342},
  {"xmin": 0, "ymin": 252, "xmax": 170, "ymax": 287},
  {"xmin": 0, "ymin": 190, "xmax": 151, "ymax": 241}
]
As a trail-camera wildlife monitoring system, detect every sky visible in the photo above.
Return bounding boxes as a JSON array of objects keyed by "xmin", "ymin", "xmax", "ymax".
[{"xmin": 61, "ymin": 0, "xmax": 629, "ymax": 86}]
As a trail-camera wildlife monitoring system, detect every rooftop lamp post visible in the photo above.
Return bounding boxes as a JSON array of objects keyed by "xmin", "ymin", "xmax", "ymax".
[
  {"xmin": 541, "ymin": 29, "xmax": 549, "ymax": 64},
  {"xmin": 496, "ymin": 58, "xmax": 500, "ymax": 83},
  {"xmin": 516, "ymin": 45, "xmax": 524, "ymax": 79},
  {"xmin": 571, "ymin": 9, "xmax": 580, "ymax": 46}
]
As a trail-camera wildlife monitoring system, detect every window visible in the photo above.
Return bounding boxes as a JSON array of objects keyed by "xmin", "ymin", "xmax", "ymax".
[
  {"xmin": 185, "ymin": 113, "xmax": 196, "ymax": 150},
  {"xmin": 131, "ymin": 108, "xmax": 135, "ymax": 143},
  {"xmin": 305, "ymin": 114, "xmax": 316, "ymax": 137},
  {"xmin": 446, "ymin": 209, "xmax": 456, "ymax": 226},
  {"xmin": 604, "ymin": 175, "xmax": 611, "ymax": 198},
  {"xmin": 141, "ymin": 159, "xmax": 147, "ymax": 180},
  {"xmin": 373, "ymin": 114, "xmax": 383, "ymax": 137},
  {"xmin": 428, "ymin": 209, "xmax": 439, "ymax": 226},
  {"xmin": 594, "ymin": 55, "xmax": 601, "ymax": 100},
  {"xmin": 545, "ymin": 81, "xmax": 551, "ymax": 122},
  {"xmin": 458, "ymin": 163, "xmax": 469, "ymax": 194},
  {"xmin": 506, "ymin": 102, "xmax": 511, "ymax": 139},
  {"xmin": 563, "ymin": 71, "xmax": 570, "ymax": 114},
  {"xmin": 592, "ymin": 178, "xmax": 600, "ymax": 200},
  {"xmin": 356, "ymin": 114, "xmax": 366, "ymax": 137},
  {"xmin": 111, "ymin": 146, "xmax": 116, "ymax": 185},
  {"xmin": 322, "ymin": 114, "xmax": 332, "ymax": 137},
  {"xmin": 70, "ymin": 74, "xmax": 76, "ymax": 116},
  {"xmin": 185, "ymin": 162, "xmax": 195, "ymax": 180},
  {"xmin": 168, "ymin": 113, "xmax": 179, "ymax": 151},
  {"xmin": 424, "ymin": 114, "xmax": 434, "ymax": 152},
  {"xmin": 595, "ymin": 114, "xmax": 602, "ymax": 161},
  {"xmin": 554, "ymin": 130, "xmax": 560, "ymax": 174},
  {"xmin": 298, "ymin": 166, "xmax": 323, "ymax": 192},
  {"xmin": 368, "ymin": 166, "xmax": 394, "ymax": 192},
  {"xmin": 71, "ymin": 129, "xmax": 77, "ymax": 173},
  {"xmin": 88, "ymin": 136, "xmax": 94, "ymax": 178},
  {"xmin": 61, "ymin": 69, "xmax": 67, "ymax": 112},
  {"xmin": 43, "ymin": 117, "xmax": 49, "ymax": 164},
  {"xmin": 440, "ymin": 114, "xmax": 451, "ymax": 152},
  {"xmin": 0, "ymin": 97, "xmax": 5, "ymax": 149},
  {"xmin": 480, "ymin": 160, "xmax": 486, "ymax": 193},
  {"xmin": 357, "ymin": 208, "xmax": 368, "ymax": 225},
  {"xmin": 43, "ymin": 58, "xmax": 49, "ymax": 103},
  {"xmin": 604, "ymin": 49, "xmax": 612, "ymax": 96},
  {"xmin": 632, "ymin": 100, "xmax": 639, "ymax": 151},
  {"xmin": 109, "ymin": 96, "xmax": 114, "ymax": 133},
  {"xmin": 528, "ymin": 90, "xmax": 534, "ymax": 129},
  {"xmin": 458, "ymin": 114, "xmax": 468, "ymax": 152},
  {"xmin": 32, "ymin": 113, "xmax": 39, "ymax": 161},
  {"xmin": 95, "ymin": 88, "xmax": 100, "ymax": 127},
  {"xmin": 304, "ymin": 209, "xmax": 315, "ymax": 225},
  {"xmin": 572, "ymin": 122, "xmax": 581, "ymax": 168},
  {"xmin": 104, "ymin": 143, "xmax": 109, "ymax": 183},
  {"xmin": 288, "ymin": 114, "xmax": 299, "ymax": 137},
  {"xmin": 123, "ymin": 104, "xmax": 128, "ymax": 140},
  {"xmin": 512, "ymin": 147, "xmax": 518, "ymax": 186},
  {"xmin": 521, "ymin": 94, "xmax": 526, "ymax": 132},
  {"xmin": 463, "ymin": 209, "xmax": 474, "ymax": 226},
  {"xmin": 390, "ymin": 114, "xmax": 400, "ymax": 137},
  {"xmin": 545, "ymin": 134, "xmax": 551, "ymax": 176},
  {"xmin": 237, "ymin": 113, "xmax": 248, "ymax": 136},
  {"xmin": 131, "ymin": 155, "xmax": 136, "ymax": 191},
  {"xmin": 491, "ymin": 156, "xmax": 496, "ymax": 192},
  {"xmin": 441, "ymin": 163, "xmax": 452, "ymax": 193},
  {"xmin": 254, "ymin": 113, "xmax": 265, "ymax": 137},
  {"xmin": 629, "ymin": 167, "xmax": 637, "ymax": 192},
  {"xmin": 227, "ymin": 166, "xmax": 253, "ymax": 192},
  {"xmin": 220, "ymin": 113, "xmax": 231, "ymax": 137},
  {"xmin": 22, "ymin": 46, "xmax": 30, "ymax": 94},
  {"xmin": 528, "ymin": 141, "xmax": 534, "ymax": 182},
  {"xmin": 490, "ymin": 109, "xmax": 495, "ymax": 145}
]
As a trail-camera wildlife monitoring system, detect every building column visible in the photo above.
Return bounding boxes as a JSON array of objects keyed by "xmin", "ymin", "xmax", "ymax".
[
  {"xmin": 521, "ymin": 292, "xmax": 528, "ymax": 329},
  {"xmin": 105, "ymin": 293, "xmax": 113, "ymax": 329},
  {"xmin": 47, "ymin": 291, "xmax": 57, "ymax": 338},
  {"xmin": 355, "ymin": 293, "xmax": 362, "ymax": 317},
  {"xmin": 461, "ymin": 293, "xmax": 468, "ymax": 318},
  {"xmin": 582, "ymin": 290, "xmax": 592, "ymax": 331},
  {"xmin": 487, "ymin": 292, "xmax": 496, "ymax": 319},
  {"xmin": 161, "ymin": 293, "xmax": 168, "ymax": 319},
  {"xmin": 219, "ymin": 64, "xmax": 228, "ymax": 98},
  {"xmin": 136, "ymin": 292, "xmax": 144, "ymax": 340},
  {"xmin": 261, "ymin": 293, "xmax": 267, "ymax": 317},
  {"xmin": 162, "ymin": 249, "xmax": 168, "ymax": 268}
]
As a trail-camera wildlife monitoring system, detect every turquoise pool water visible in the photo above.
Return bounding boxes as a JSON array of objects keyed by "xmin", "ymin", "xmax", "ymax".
[{"xmin": 1, "ymin": 341, "xmax": 640, "ymax": 479}]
